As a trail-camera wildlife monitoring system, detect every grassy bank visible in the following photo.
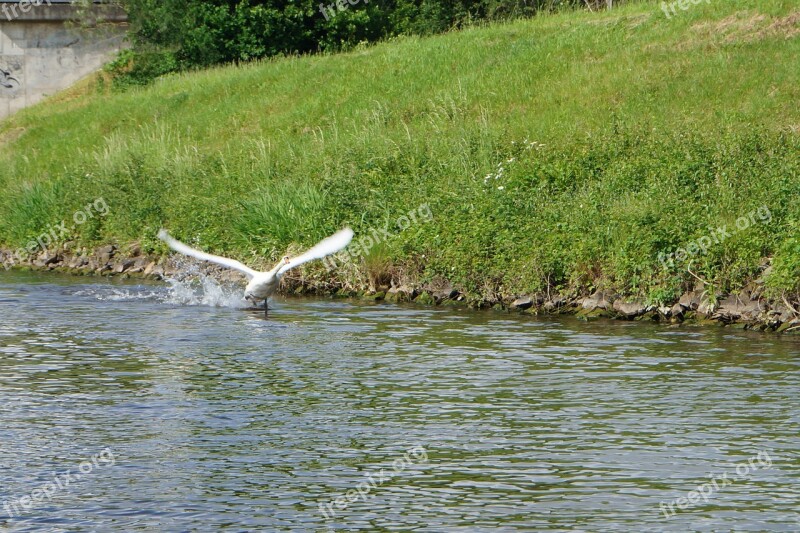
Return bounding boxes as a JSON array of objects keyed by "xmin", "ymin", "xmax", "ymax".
[{"xmin": 1, "ymin": 0, "xmax": 799, "ymax": 306}]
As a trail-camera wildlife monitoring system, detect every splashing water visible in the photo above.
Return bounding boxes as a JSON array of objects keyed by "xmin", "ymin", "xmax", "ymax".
[
  {"xmin": 70, "ymin": 257, "xmax": 248, "ymax": 308},
  {"xmin": 159, "ymin": 256, "xmax": 249, "ymax": 308},
  {"xmin": 71, "ymin": 275, "xmax": 246, "ymax": 308},
  {"xmin": 163, "ymin": 274, "xmax": 246, "ymax": 308}
]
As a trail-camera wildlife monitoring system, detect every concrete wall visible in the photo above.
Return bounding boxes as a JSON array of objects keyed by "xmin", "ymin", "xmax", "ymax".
[{"xmin": 0, "ymin": 1, "xmax": 128, "ymax": 118}]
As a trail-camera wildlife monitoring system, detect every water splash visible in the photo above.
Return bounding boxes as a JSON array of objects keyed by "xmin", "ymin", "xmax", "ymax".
[
  {"xmin": 162, "ymin": 275, "xmax": 246, "ymax": 308},
  {"xmin": 160, "ymin": 256, "xmax": 248, "ymax": 308},
  {"xmin": 70, "ymin": 257, "xmax": 248, "ymax": 308}
]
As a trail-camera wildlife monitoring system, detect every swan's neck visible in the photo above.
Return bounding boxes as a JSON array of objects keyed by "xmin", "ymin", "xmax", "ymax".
[{"xmin": 266, "ymin": 259, "xmax": 286, "ymax": 278}]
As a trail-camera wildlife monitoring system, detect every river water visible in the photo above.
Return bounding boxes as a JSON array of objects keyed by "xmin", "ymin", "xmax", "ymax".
[{"xmin": 1, "ymin": 271, "xmax": 798, "ymax": 531}]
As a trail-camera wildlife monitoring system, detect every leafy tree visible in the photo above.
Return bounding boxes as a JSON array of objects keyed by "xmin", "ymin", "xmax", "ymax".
[{"xmin": 105, "ymin": 0, "xmax": 609, "ymax": 83}]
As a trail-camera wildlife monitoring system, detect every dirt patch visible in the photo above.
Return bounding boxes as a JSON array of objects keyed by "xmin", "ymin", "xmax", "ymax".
[
  {"xmin": 690, "ymin": 10, "xmax": 800, "ymax": 43},
  {"xmin": 691, "ymin": 11, "xmax": 766, "ymax": 40},
  {"xmin": 0, "ymin": 127, "xmax": 25, "ymax": 147},
  {"xmin": 755, "ymin": 10, "xmax": 800, "ymax": 40}
]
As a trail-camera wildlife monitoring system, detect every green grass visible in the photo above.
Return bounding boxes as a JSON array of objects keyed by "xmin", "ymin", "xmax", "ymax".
[{"xmin": 1, "ymin": 0, "xmax": 799, "ymax": 302}]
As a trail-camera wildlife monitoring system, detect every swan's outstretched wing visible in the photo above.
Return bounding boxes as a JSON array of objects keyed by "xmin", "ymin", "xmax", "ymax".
[
  {"xmin": 158, "ymin": 229, "xmax": 258, "ymax": 279},
  {"xmin": 278, "ymin": 228, "xmax": 354, "ymax": 275}
]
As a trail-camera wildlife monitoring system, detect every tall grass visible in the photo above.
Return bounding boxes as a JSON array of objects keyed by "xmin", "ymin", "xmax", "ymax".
[{"xmin": 0, "ymin": 0, "xmax": 798, "ymax": 301}]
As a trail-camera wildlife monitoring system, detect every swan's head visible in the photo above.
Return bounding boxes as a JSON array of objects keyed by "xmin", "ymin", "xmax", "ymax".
[{"xmin": 282, "ymin": 255, "xmax": 290, "ymax": 264}]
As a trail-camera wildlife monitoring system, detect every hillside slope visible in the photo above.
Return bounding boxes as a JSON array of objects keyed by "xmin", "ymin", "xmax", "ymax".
[{"xmin": 1, "ymin": 0, "xmax": 799, "ymax": 308}]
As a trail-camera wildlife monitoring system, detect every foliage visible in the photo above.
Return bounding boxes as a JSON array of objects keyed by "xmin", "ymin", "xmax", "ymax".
[
  {"xmin": 110, "ymin": 0, "xmax": 644, "ymax": 82},
  {"xmin": 104, "ymin": 49, "xmax": 179, "ymax": 89},
  {"xmin": 0, "ymin": 0, "xmax": 798, "ymax": 302}
]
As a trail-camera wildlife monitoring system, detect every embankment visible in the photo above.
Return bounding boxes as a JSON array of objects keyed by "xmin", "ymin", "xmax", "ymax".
[
  {"xmin": 3, "ymin": 245, "xmax": 798, "ymax": 334},
  {"xmin": 0, "ymin": 0, "xmax": 799, "ymax": 331}
]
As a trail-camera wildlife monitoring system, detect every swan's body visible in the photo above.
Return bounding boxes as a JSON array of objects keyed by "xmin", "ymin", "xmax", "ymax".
[{"xmin": 158, "ymin": 228, "xmax": 353, "ymax": 314}]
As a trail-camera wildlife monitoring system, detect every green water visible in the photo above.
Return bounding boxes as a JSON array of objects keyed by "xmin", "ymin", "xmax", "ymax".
[{"xmin": 1, "ymin": 271, "xmax": 798, "ymax": 531}]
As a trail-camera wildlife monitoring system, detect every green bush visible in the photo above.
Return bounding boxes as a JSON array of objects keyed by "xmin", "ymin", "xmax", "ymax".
[
  {"xmin": 104, "ymin": 49, "xmax": 179, "ymax": 89},
  {"xmin": 115, "ymin": 0, "xmax": 622, "ymax": 79}
]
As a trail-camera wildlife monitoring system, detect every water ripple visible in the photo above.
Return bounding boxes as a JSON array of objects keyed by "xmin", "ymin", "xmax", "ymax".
[{"xmin": 0, "ymin": 271, "xmax": 798, "ymax": 531}]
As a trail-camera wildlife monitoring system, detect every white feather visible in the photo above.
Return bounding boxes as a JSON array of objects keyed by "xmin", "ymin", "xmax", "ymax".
[
  {"xmin": 278, "ymin": 228, "xmax": 354, "ymax": 275},
  {"xmin": 158, "ymin": 230, "xmax": 257, "ymax": 279},
  {"xmin": 158, "ymin": 227, "xmax": 354, "ymax": 306}
]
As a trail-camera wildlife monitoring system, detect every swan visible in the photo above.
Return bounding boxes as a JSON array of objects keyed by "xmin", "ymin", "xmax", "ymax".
[{"xmin": 158, "ymin": 228, "xmax": 353, "ymax": 315}]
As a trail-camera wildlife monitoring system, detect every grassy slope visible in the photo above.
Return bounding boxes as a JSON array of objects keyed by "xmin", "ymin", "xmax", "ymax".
[{"xmin": 1, "ymin": 0, "xmax": 799, "ymax": 303}]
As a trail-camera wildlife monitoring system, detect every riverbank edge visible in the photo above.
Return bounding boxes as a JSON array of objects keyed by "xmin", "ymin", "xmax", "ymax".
[{"xmin": 3, "ymin": 245, "xmax": 800, "ymax": 334}]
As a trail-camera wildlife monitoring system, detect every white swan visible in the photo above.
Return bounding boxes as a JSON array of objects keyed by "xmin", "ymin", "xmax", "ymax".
[{"xmin": 158, "ymin": 228, "xmax": 353, "ymax": 315}]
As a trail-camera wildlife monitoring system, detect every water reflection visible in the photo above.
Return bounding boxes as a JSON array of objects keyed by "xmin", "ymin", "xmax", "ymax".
[{"xmin": 0, "ymin": 271, "xmax": 798, "ymax": 531}]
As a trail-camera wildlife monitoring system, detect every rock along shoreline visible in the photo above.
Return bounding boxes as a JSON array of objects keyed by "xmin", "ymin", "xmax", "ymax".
[{"xmin": 2, "ymin": 244, "xmax": 799, "ymax": 335}]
